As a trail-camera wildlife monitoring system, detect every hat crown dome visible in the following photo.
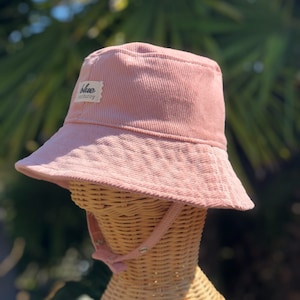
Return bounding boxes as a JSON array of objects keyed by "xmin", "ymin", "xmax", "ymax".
[{"xmin": 65, "ymin": 42, "xmax": 227, "ymax": 149}]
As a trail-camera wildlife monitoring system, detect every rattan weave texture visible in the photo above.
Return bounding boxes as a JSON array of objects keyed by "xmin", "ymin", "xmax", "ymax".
[{"xmin": 70, "ymin": 181, "xmax": 225, "ymax": 299}]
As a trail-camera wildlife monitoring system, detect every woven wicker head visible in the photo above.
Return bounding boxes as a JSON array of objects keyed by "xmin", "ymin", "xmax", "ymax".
[{"xmin": 69, "ymin": 181, "xmax": 225, "ymax": 300}]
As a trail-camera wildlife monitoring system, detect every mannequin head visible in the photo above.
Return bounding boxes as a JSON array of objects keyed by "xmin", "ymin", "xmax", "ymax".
[{"xmin": 69, "ymin": 181, "xmax": 224, "ymax": 299}]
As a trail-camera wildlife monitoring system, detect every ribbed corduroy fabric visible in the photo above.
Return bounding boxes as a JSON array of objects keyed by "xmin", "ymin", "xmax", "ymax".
[{"xmin": 15, "ymin": 42, "xmax": 254, "ymax": 210}]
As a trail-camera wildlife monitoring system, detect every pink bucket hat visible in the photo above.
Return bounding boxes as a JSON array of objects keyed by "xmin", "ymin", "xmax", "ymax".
[{"xmin": 15, "ymin": 42, "xmax": 254, "ymax": 210}]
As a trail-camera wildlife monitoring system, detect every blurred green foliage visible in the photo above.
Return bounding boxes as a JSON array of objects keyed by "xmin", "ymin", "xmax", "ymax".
[{"xmin": 0, "ymin": 0, "xmax": 299, "ymax": 299}]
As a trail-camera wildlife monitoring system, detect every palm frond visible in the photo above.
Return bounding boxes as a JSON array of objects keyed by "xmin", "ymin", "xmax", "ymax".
[{"xmin": 0, "ymin": 0, "xmax": 299, "ymax": 178}]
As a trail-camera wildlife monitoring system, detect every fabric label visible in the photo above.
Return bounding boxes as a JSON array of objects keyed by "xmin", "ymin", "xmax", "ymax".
[{"xmin": 74, "ymin": 81, "xmax": 103, "ymax": 103}]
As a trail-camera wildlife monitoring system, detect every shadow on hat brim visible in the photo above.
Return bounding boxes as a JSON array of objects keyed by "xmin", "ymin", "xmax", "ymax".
[{"xmin": 15, "ymin": 123, "xmax": 254, "ymax": 211}]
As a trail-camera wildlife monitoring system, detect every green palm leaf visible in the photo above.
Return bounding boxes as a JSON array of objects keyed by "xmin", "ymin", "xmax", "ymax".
[{"xmin": 0, "ymin": 0, "xmax": 299, "ymax": 178}]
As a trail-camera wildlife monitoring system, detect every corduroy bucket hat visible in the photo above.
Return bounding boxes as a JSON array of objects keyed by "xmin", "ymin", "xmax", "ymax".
[{"xmin": 15, "ymin": 42, "xmax": 254, "ymax": 210}]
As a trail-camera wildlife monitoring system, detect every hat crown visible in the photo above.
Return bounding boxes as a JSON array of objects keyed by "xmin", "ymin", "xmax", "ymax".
[
  {"xmin": 65, "ymin": 42, "xmax": 226, "ymax": 149},
  {"xmin": 15, "ymin": 43, "xmax": 254, "ymax": 211}
]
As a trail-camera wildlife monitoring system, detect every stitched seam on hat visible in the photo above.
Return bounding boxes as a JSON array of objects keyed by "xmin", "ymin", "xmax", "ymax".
[
  {"xmin": 22, "ymin": 161, "xmax": 197, "ymax": 199},
  {"xmin": 65, "ymin": 121, "xmax": 226, "ymax": 150},
  {"xmin": 20, "ymin": 145, "xmax": 227, "ymax": 197},
  {"xmin": 18, "ymin": 155, "xmax": 252, "ymax": 209}
]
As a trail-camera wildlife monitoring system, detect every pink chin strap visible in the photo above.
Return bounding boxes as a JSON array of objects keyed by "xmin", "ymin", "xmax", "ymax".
[{"xmin": 86, "ymin": 202, "xmax": 184, "ymax": 273}]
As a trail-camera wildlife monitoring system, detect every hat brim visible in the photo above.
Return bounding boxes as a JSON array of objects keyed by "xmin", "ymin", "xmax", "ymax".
[{"xmin": 15, "ymin": 123, "xmax": 254, "ymax": 210}]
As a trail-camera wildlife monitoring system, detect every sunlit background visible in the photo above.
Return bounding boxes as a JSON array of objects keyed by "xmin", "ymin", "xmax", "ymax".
[{"xmin": 0, "ymin": 0, "xmax": 300, "ymax": 299}]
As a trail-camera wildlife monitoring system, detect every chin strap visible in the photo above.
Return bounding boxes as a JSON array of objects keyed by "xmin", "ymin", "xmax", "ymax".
[{"xmin": 86, "ymin": 202, "xmax": 184, "ymax": 273}]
